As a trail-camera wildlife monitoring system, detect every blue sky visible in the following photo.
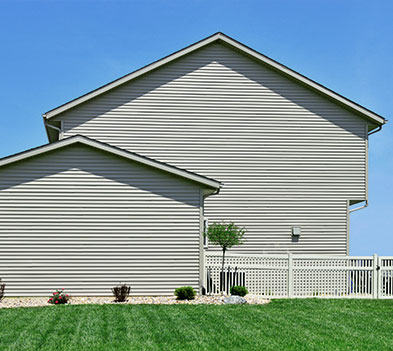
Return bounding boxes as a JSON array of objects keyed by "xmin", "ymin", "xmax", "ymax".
[{"xmin": 0, "ymin": 0, "xmax": 392, "ymax": 255}]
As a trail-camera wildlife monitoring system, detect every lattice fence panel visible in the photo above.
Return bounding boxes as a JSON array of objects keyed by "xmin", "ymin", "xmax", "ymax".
[
  {"xmin": 205, "ymin": 252, "xmax": 392, "ymax": 299},
  {"xmin": 205, "ymin": 253, "xmax": 287, "ymax": 296}
]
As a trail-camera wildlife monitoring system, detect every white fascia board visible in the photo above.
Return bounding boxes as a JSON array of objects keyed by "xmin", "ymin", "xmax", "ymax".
[
  {"xmin": 43, "ymin": 32, "xmax": 386, "ymax": 126},
  {"xmin": 0, "ymin": 136, "xmax": 222, "ymax": 190},
  {"xmin": 81, "ymin": 138, "xmax": 222, "ymax": 189},
  {"xmin": 43, "ymin": 34, "xmax": 222, "ymax": 119},
  {"xmin": 223, "ymin": 36, "xmax": 386, "ymax": 126},
  {"xmin": 0, "ymin": 136, "xmax": 79, "ymax": 167}
]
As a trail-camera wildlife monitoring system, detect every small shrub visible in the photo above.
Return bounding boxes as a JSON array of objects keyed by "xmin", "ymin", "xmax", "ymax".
[
  {"xmin": 0, "ymin": 279, "xmax": 5, "ymax": 302},
  {"xmin": 48, "ymin": 288, "xmax": 70, "ymax": 304},
  {"xmin": 230, "ymin": 285, "xmax": 248, "ymax": 297},
  {"xmin": 174, "ymin": 286, "xmax": 196, "ymax": 300},
  {"xmin": 112, "ymin": 284, "xmax": 131, "ymax": 302}
]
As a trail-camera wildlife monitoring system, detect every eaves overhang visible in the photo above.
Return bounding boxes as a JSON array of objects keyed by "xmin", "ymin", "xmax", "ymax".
[{"xmin": 0, "ymin": 135, "xmax": 222, "ymax": 192}]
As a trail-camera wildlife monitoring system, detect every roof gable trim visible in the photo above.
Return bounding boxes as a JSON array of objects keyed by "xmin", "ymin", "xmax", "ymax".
[
  {"xmin": 0, "ymin": 135, "xmax": 222, "ymax": 190},
  {"xmin": 43, "ymin": 32, "xmax": 386, "ymax": 126}
]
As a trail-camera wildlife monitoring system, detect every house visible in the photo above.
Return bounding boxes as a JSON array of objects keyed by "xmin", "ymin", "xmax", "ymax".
[{"xmin": 0, "ymin": 33, "xmax": 386, "ymax": 296}]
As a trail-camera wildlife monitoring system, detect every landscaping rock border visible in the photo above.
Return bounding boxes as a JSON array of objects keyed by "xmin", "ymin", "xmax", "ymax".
[
  {"xmin": 0, "ymin": 295, "xmax": 269, "ymax": 309},
  {"xmin": 223, "ymin": 295, "xmax": 248, "ymax": 304}
]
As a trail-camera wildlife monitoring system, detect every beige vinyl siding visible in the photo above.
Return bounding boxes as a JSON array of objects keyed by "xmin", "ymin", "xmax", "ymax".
[
  {"xmin": 0, "ymin": 144, "xmax": 202, "ymax": 296},
  {"xmin": 53, "ymin": 43, "xmax": 368, "ymax": 254}
]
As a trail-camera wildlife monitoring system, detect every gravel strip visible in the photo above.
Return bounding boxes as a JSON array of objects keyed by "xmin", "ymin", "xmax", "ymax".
[{"xmin": 0, "ymin": 295, "xmax": 269, "ymax": 309}]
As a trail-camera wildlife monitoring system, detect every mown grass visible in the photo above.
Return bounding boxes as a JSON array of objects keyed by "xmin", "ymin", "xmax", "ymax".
[{"xmin": 0, "ymin": 299, "xmax": 392, "ymax": 351}]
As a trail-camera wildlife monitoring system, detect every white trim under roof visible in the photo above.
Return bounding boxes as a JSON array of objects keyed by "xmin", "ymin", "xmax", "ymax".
[
  {"xmin": 0, "ymin": 135, "xmax": 222, "ymax": 191},
  {"xmin": 43, "ymin": 32, "xmax": 386, "ymax": 126}
]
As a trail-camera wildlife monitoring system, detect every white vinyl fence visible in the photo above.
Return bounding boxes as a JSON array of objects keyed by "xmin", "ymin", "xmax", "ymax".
[{"xmin": 204, "ymin": 252, "xmax": 393, "ymax": 299}]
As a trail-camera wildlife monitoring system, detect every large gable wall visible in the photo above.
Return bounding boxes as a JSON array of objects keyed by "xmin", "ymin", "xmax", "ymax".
[{"xmin": 53, "ymin": 42, "xmax": 369, "ymax": 254}]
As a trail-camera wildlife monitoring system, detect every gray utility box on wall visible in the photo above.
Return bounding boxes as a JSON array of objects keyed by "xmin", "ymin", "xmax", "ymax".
[{"xmin": 292, "ymin": 226, "xmax": 301, "ymax": 236}]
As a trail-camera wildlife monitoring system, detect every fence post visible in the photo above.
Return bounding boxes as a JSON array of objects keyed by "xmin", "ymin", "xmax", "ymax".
[
  {"xmin": 373, "ymin": 253, "xmax": 378, "ymax": 299},
  {"xmin": 288, "ymin": 253, "xmax": 293, "ymax": 298}
]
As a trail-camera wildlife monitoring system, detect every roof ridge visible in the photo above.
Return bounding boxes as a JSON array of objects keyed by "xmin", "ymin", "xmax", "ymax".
[
  {"xmin": 0, "ymin": 135, "xmax": 222, "ymax": 190},
  {"xmin": 75, "ymin": 135, "xmax": 222, "ymax": 185},
  {"xmin": 43, "ymin": 32, "xmax": 386, "ymax": 126}
]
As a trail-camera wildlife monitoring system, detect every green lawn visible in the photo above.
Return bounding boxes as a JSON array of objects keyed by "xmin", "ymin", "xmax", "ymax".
[{"xmin": 0, "ymin": 299, "xmax": 392, "ymax": 351}]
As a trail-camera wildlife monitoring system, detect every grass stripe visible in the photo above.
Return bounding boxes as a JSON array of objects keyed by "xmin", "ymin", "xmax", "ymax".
[{"xmin": 1, "ymin": 299, "xmax": 393, "ymax": 350}]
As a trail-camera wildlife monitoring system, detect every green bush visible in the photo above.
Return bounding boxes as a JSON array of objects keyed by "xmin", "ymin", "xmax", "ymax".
[
  {"xmin": 112, "ymin": 284, "xmax": 131, "ymax": 302},
  {"xmin": 174, "ymin": 286, "xmax": 196, "ymax": 300},
  {"xmin": 0, "ymin": 278, "xmax": 5, "ymax": 301},
  {"xmin": 48, "ymin": 288, "xmax": 70, "ymax": 304},
  {"xmin": 230, "ymin": 285, "xmax": 248, "ymax": 297}
]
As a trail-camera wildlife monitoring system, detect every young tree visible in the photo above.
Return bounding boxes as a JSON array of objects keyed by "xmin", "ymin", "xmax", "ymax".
[{"xmin": 207, "ymin": 222, "xmax": 246, "ymax": 292}]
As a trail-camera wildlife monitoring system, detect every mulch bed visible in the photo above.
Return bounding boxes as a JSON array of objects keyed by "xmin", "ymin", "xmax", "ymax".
[{"xmin": 0, "ymin": 295, "xmax": 269, "ymax": 308}]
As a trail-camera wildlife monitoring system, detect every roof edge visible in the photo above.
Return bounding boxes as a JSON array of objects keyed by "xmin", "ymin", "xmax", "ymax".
[
  {"xmin": 43, "ymin": 32, "xmax": 386, "ymax": 126},
  {"xmin": 0, "ymin": 135, "xmax": 222, "ymax": 190},
  {"xmin": 43, "ymin": 32, "xmax": 225, "ymax": 119}
]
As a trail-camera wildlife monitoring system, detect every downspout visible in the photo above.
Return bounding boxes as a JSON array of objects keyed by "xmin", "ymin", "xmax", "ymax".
[
  {"xmin": 349, "ymin": 125, "xmax": 383, "ymax": 214},
  {"xmin": 209, "ymin": 188, "xmax": 221, "ymax": 197},
  {"xmin": 349, "ymin": 200, "xmax": 368, "ymax": 213},
  {"xmin": 202, "ymin": 186, "xmax": 221, "ymax": 200},
  {"xmin": 368, "ymin": 125, "xmax": 382, "ymax": 136},
  {"xmin": 45, "ymin": 120, "xmax": 63, "ymax": 140},
  {"xmin": 201, "ymin": 186, "xmax": 221, "ymax": 294}
]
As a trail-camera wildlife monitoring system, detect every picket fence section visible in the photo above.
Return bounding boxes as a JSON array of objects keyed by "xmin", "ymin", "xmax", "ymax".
[
  {"xmin": 379, "ymin": 257, "xmax": 393, "ymax": 298},
  {"xmin": 204, "ymin": 252, "xmax": 393, "ymax": 299}
]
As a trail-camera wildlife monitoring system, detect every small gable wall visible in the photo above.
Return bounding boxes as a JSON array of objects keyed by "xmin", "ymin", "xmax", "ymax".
[{"xmin": 0, "ymin": 144, "xmax": 203, "ymax": 296}]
